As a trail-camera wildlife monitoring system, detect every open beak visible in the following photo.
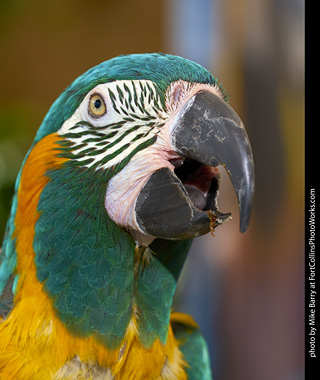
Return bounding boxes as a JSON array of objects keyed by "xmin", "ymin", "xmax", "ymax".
[{"xmin": 135, "ymin": 91, "xmax": 255, "ymax": 240}]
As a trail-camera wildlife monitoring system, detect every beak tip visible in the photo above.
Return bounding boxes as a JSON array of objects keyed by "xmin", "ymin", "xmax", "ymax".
[
  {"xmin": 240, "ymin": 220, "xmax": 249, "ymax": 234},
  {"xmin": 239, "ymin": 192, "xmax": 254, "ymax": 233}
]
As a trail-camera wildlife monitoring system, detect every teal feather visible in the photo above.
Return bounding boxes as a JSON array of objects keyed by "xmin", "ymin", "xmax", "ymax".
[
  {"xmin": 172, "ymin": 319, "xmax": 212, "ymax": 380},
  {"xmin": 34, "ymin": 160, "xmax": 194, "ymax": 349},
  {"xmin": 34, "ymin": 163, "xmax": 135, "ymax": 348},
  {"xmin": 0, "ymin": 168, "xmax": 21, "ymax": 297},
  {"xmin": 136, "ymin": 239, "xmax": 192, "ymax": 347}
]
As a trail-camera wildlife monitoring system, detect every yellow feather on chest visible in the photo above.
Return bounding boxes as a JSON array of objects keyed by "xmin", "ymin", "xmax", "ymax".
[
  {"xmin": 0, "ymin": 133, "xmax": 187, "ymax": 380},
  {"xmin": 0, "ymin": 300, "xmax": 186, "ymax": 379}
]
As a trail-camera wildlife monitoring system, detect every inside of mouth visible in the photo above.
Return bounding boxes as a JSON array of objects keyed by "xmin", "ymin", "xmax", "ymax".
[{"xmin": 171, "ymin": 158, "xmax": 220, "ymax": 211}]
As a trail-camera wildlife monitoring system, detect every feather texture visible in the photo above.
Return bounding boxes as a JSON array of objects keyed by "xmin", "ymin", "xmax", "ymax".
[{"xmin": 0, "ymin": 54, "xmax": 220, "ymax": 379}]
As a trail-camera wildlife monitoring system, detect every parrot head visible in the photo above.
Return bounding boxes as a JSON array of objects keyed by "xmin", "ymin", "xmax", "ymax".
[
  {"xmin": 0, "ymin": 53, "xmax": 255, "ymax": 360},
  {"xmin": 30, "ymin": 53, "xmax": 254, "ymax": 246}
]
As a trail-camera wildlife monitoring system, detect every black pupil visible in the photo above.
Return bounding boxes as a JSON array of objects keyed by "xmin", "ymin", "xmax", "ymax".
[{"xmin": 94, "ymin": 99, "xmax": 102, "ymax": 109}]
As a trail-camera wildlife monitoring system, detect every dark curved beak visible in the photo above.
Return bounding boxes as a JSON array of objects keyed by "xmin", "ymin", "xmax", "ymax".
[
  {"xmin": 172, "ymin": 91, "xmax": 255, "ymax": 233},
  {"xmin": 135, "ymin": 91, "xmax": 255, "ymax": 240}
]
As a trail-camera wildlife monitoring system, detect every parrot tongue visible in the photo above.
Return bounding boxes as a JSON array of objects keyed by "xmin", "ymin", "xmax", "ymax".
[
  {"xmin": 171, "ymin": 157, "xmax": 232, "ymax": 226},
  {"xmin": 183, "ymin": 185, "xmax": 207, "ymax": 210},
  {"xmin": 171, "ymin": 158, "xmax": 220, "ymax": 211}
]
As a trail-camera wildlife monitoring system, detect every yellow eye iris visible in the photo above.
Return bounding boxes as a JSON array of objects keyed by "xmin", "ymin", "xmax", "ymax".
[{"xmin": 88, "ymin": 93, "xmax": 107, "ymax": 118}]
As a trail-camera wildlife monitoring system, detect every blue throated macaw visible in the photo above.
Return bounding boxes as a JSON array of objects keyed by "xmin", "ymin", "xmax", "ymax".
[{"xmin": 0, "ymin": 53, "xmax": 254, "ymax": 379}]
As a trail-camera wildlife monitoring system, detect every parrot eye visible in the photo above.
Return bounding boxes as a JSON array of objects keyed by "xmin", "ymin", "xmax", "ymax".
[{"xmin": 88, "ymin": 93, "xmax": 107, "ymax": 118}]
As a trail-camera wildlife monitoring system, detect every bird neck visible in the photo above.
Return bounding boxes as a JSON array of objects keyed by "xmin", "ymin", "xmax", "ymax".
[
  {"xmin": 134, "ymin": 238, "xmax": 192, "ymax": 347},
  {"xmin": 12, "ymin": 133, "xmax": 192, "ymax": 350},
  {"xmin": 34, "ymin": 161, "xmax": 192, "ymax": 348}
]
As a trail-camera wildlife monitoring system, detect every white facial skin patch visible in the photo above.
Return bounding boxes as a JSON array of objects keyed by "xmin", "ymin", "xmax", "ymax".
[{"xmin": 104, "ymin": 81, "xmax": 223, "ymax": 244}]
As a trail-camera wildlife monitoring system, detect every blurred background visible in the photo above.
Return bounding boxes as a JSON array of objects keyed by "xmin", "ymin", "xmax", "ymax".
[{"xmin": 0, "ymin": 0, "xmax": 304, "ymax": 379}]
